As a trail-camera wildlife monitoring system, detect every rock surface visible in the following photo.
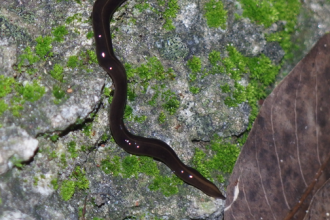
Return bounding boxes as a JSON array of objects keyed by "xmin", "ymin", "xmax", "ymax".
[{"xmin": 0, "ymin": 0, "xmax": 329, "ymax": 219}]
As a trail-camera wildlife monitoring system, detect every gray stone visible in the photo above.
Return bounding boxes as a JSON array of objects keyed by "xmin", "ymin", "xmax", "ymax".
[{"xmin": 0, "ymin": 125, "xmax": 38, "ymax": 174}]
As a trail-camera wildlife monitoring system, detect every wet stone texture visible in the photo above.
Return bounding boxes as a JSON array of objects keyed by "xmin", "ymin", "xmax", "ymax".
[{"xmin": 0, "ymin": 0, "xmax": 329, "ymax": 219}]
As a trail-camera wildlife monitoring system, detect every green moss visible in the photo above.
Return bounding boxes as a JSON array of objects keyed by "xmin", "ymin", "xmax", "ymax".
[
  {"xmin": 224, "ymin": 82, "xmax": 246, "ymax": 107},
  {"xmin": 103, "ymin": 87, "xmax": 113, "ymax": 104},
  {"xmin": 33, "ymin": 176, "xmax": 39, "ymax": 186},
  {"xmin": 27, "ymin": 67, "xmax": 38, "ymax": 75},
  {"xmin": 99, "ymin": 153, "xmax": 186, "ymax": 196},
  {"xmin": 58, "ymin": 166, "xmax": 89, "ymax": 201},
  {"xmin": 148, "ymin": 86, "xmax": 160, "ymax": 106},
  {"xmin": 67, "ymin": 56, "xmax": 79, "ymax": 68},
  {"xmin": 49, "ymin": 151, "xmax": 57, "ymax": 159},
  {"xmin": 204, "ymin": 0, "xmax": 227, "ymax": 29},
  {"xmin": 129, "ymin": 18, "xmax": 137, "ymax": 25},
  {"xmin": 238, "ymin": 132, "xmax": 249, "ymax": 146},
  {"xmin": 101, "ymin": 156, "xmax": 121, "ymax": 176},
  {"xmin": 50, "ymin": 178, "xmax": 58, "ymax": 190},
  {"xmin": 208, "ymin": 137, "xmax": 240, "ymax": 182},
  {"xmin": 208, "ymin": 63, "xmax": 222, "ymax": 74},
  {"xmin": 187, "ymin": 56, "xmax": 202, "ymax": 74},
  {"xmin": 139, "ymin": 156, "xmax": 159, "ymax": 176},
  {"xmin": 71, "ymin": 166, "xmax": 89, "ymax": 190},
  {"xmin": 214, "ymin": 45, "xmax": 279, "ymax": 129},
  {"xmin": 240, "ymin": 0, "xmax": 300, "ymax": 32},
  {"xmin": 60, "ymin": 180, "xmax": 75, "ymax": 201},
  {"xmin": 35, "ymin": 36, "xmax": 53, "ymax": 59},
  {"xmin": 124, "ymin": 57, "xmax": 177, "ymax": 114},
  {"xmin": 208, "ymin": 50, "xmax": 221, "ymax": 66},
  {"xmin": 50, "ymin": 64, "xmax": 64, "ymax": 82},
  {"xmin": 239, "ymin": 0, "xmax": 300, "ymax": 59},
  {"xmin": 50, "ymin": 134, "xmax": 59, "ymax": 142},
  {"xmin": 82, "ymin": 123, "xmax": 93, "ymax": 137},
  {"xmin": 65, "ymin": 13, "xmax": 82, "ymax": 24},
  {"xmin": 193, "ymin": 135, "xmax": 240, "ymax": 183},
  {"xmin": 64, "ymin": 50, "xmax": 97, "ymax": 68},
  {"xmin": 0, "ymin": 76, "xmax": 17, "ymax": 116},
  {"xmin": 78, "ymin": 207, "xmax": 83, "ymax": 218},
  {"xmin": 17, "ymin": 47, "xmax": 40, "ymax": 72},
  {"xmin": 68, "ymin": 141, "xmax": 78, "ymax": 158},
  {"xmin": 52, "ymin": 25, "xmax": 68, "ymax": 42},
  {"xmin": 220, "ymin": 83, "xmax": 230, "ymax": 93},
  {"xmin": 0, "ymin": 100, "xmax": 8, "ymax": 116},
  {"xmin": 101, "ymin": 155, "xmax": 160, "ymax": 178},
  {"xmin": 149, "ymin": 174, "xmax": 182, "ymax": 196},
  {"xmin": 162, "ymin": 90, "xmax": 180, "ymax": 115},
  {"xmin": 240, "ymin": 0, "xmax": 278, "ymax": 28},
  {"xmin": 248, "ymin": 54, "xmax": 280, "ymax": 88},
  {"xmin": 225, "ymin": 46, "xmax": 276, "ymax": 85},
  {"xmin": 87, "ymin": 50, "xmax": 96, "ymax": 64},
  {"xmin": 134, "ymin": 115, "xmax": 147, "ymax": 123},
  {"xmin": 245, "ymin": 84, "xmax": 258, "ymax": 129},
  {"xmin": 0, "ymin": 75, "xmax": 16, "ymax": 116},
  {"xmin": 103, "ymin": 87, "xmax": 111, "ymax": 97},
  {"xmin": 223, "ymin": 45, "xmax": 248, "ymax": 81},
  {"xmin": 124, "ymin": 63, "xmax": 136, "ymax": 80},
  {"xmin": 10, "ymin": 99, "xmax": 24, "ymax": 117},
  {"xmin": 10, "ymin": 156, "xmax": 24, "ymax": 168},
  {"xmin": 73, "ymin": 29, "xmax": 81, "ymax": 35},
  {"xmin": 127, "ymin": 86, "xmax": 136, "ymax": 101},
  {"xmin": 163, "ymin": 99, "xmax": 180, "ymax": 115},
  {"xmin": 136, "ymin": 64, "xmax": 149, "ymax": 81},
  {"xmin": 157, "ymin": 0, "xmax": 166, "ymax": 6},
  {"xmin": 75, "ymin": 118, "xmax": 84, "ymax": 125},
  {"xmin": 124, "ymin": 105, "xmax": 133, "ymax": 120},
  {"xmin": 135, "ymin": 2, "xmax": 150, "ymax": 12},
  {"xmin": 60, "ymin": 153, "xmax": 67, "ymax": 167},
  {"xmin": 86, "ymin": 31, "xmax": 94, "ymax": 39},
  {"xmin": 15, "ymin": 80, "xmax": 45, "ymax": 102},
  {"xmin": 147, "ymin": 57, "xmax": 169, "ymax": 80},
  {"xmin": 122, "ymin": 155, "xmax": 140, "ymax": 178},
  {"xmin": 158, "ymin": 112, "xmax": 166, "ymax": 123},
  {"xmin": 124, "ymin": 104, "xmax": 147, "ymax": 123},
  {"xmin": 52, "ymin": 85, "xmax": 66, "ymax": 104},
  {"xmin": 189, "ymin": 86, "xmax": 200, "ymax": 94},
  {"xmin": 190, "ymin": 73, "xmax": 198, "ymax": 82},
  {"xmin": 80, "ymin": 145, "xmax": 87, "ymax": 152},
  {"xmin": 0, "ymin": 76, "xmax": 16, "ymax": 97},
  {"xmin": 91, "ymin": 113, "xmax": 98, "ymax": 120},
  {"xmin": 162, "ymin": 0, "xmax": 180, "ymax": 30},
  {"xmin": 192, "ymin": 148, "xmax": 212, "ymax": 180},
  {"xmin": 101, "ymin": 133, "xmax": 110, "ymax": 142}
]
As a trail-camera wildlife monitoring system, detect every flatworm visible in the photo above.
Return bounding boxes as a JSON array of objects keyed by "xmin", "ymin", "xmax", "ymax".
[{"xmin": 92, "ymin": 0, "xmax": 225, "ymax": 199}]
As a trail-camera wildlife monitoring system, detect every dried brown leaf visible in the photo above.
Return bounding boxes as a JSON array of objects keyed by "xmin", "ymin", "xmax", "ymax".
[
  {"xmin": 303, "ymin": 179, "xmax": 330, "ymax": 219},
  {"xmin": 224, "ymin": 33, "xmax": 330, "ymax": 220}
]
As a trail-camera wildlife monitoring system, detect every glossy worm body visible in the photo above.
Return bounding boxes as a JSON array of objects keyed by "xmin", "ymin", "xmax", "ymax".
[{"xmin": 92, "ymin": 0, "xmax": 225, "ymax": 199}]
